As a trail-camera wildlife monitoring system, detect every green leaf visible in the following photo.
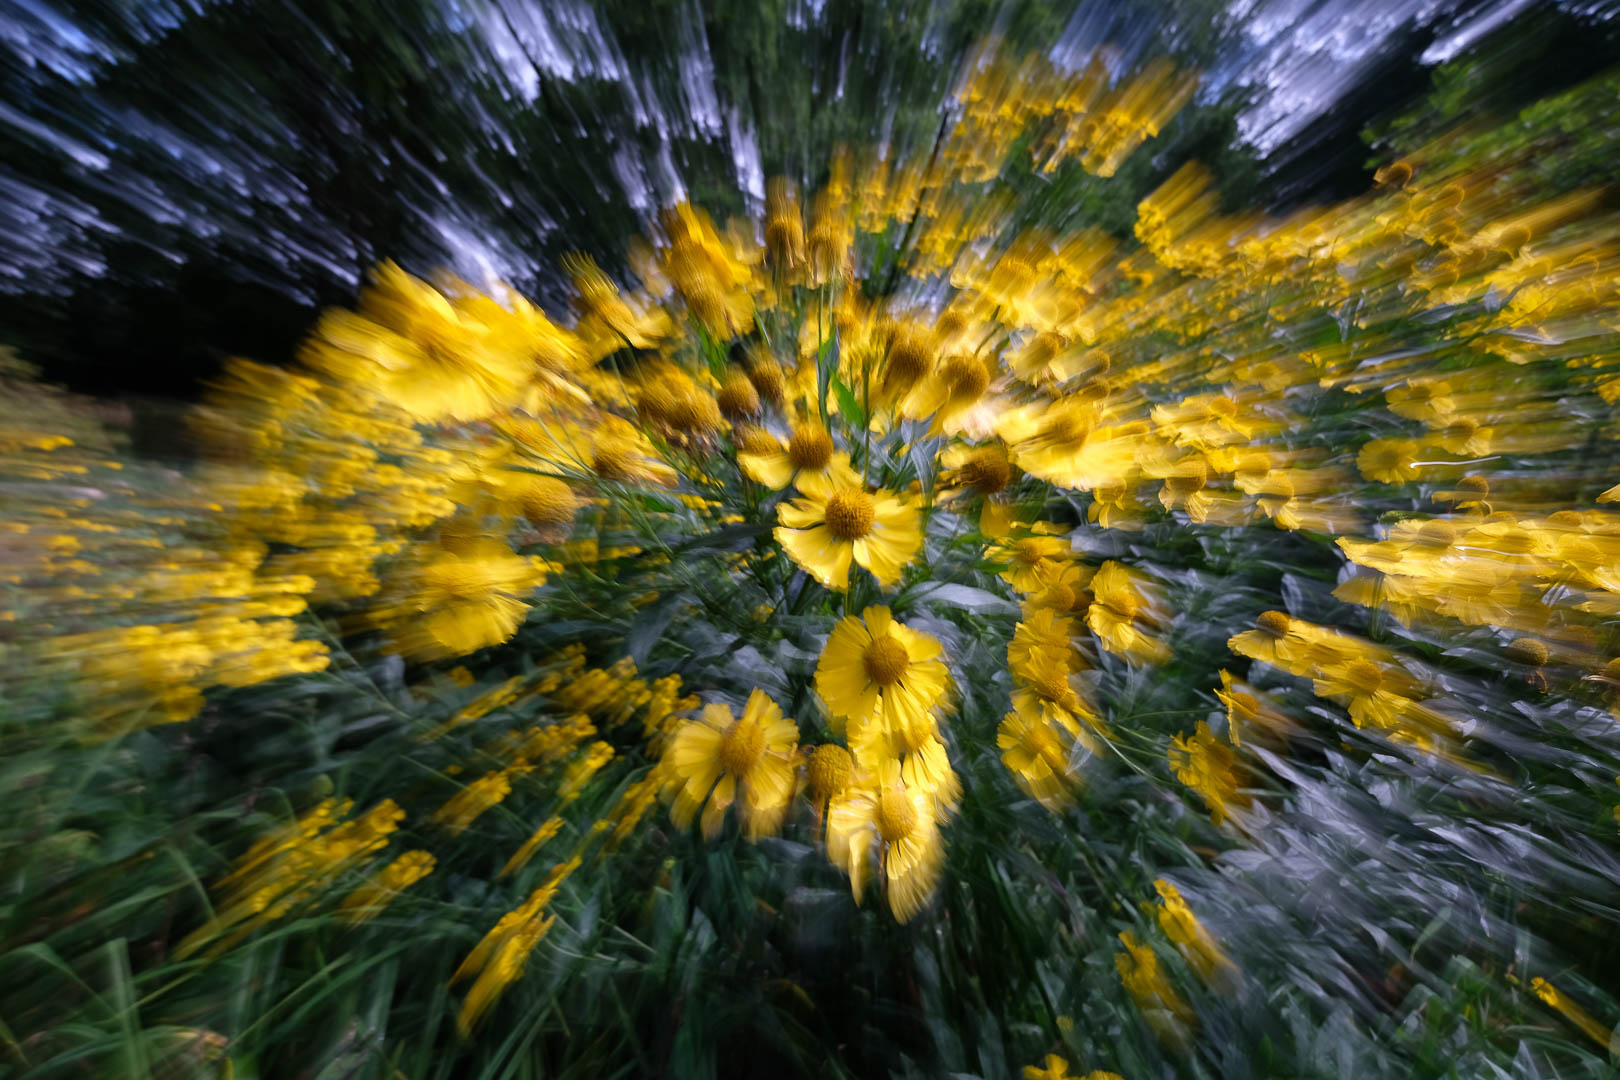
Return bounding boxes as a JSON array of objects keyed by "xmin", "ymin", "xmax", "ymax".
[{"xmin": 830, "ymin": 374, "xmax": 865, "ymax": 431}]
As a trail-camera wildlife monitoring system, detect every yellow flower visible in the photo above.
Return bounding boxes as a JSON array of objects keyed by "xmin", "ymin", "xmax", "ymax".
[
  {"xmin": 453, "ymin": 857, "xmax": 577, "ymax": 1035},
  {"xmin": 805, "ymin": 742, "xmax": 855, "ymax": 817},
  {"xmin": 1153, "ymin": 879, "xmax": 1231, "ymax": 982},
  {"xmin": 1008, "ymin": 607, "xmax": 1082, "ymax": 709},
  {"xmin": 987, "ymin": 525, "xmax": 1070, "ymax": 594},
  {"xmin": 1357, "ymin": 438, "xmax": 1423, "ymax": 484},
  {"xmin": 433, "ymin": 767, "xmax": 523, "ymax": 835},
  {"xmin": 826, "ymin": 757, "xmax": 944, "ymax": 922},
  {"xmin": 998, "ymin": 695, "xmax": 1087, "ymax": 810},
  {"xmin": 378, "ymin": 542, "xmax": 548, "ymax": 661},
  {"xmin": 1115, "ymin": 930, "xmax": 1192, "ymax": 1041},
  {"xmin": 1168, "ymin": 721, "xmax": 1240, "ymax": 825},
  {"xmin": 500, "ymin": 816, "xmax": 565, "ymax": 879},
  {"xmin": 937, "ymin": 440, "xmax": 1012, "ymax": 496},
  {"xmin": 900, "ymin": 352, "xmax": 994, "ymax": 433},
  {"xmin": 1214, "ymin": 669, "xmax": 1300, "ymax": 745},
  {"xmin": 338, "ymin": 850, "xmax": 436, "ymax": 925},
  {"xmin": 1227, "ymin": 610, "xmax": 1312, "ymax": 670},
  {"xmin": 775, "ymin": 459, "xmax": 922, "ymax": 589},
  {"xmin": 507, "ymin": 411, "xmax": 676, "ymax": 489},
  {"xmin": 1530, "ymin": 977, "xmax": 1614, "ymax": 1050},
  {"xmin": 1022, "ymin": 1054, "xmax": 1124, "ymax": 1080},
  {"xmin": 1309, "ymin": 651, "xmax": 1454, "ymax": 738},
  {"xmin": 303, "ymin": 262, "xmax": 535, "ymax": 423},
  {"xmin": 814, "ymin": 606, "xmax": 952, "ymax": 757},
  {"xmin": 1087, "ymin": 561, "xmax": 1170, "ymax": 664},
  {"xmin": 1027, "ymin": 561, "xmax": 1095, "ymax": 614},
  {"xmin": 666, "ymin": 689, "xmax": 799, "ymax": 840},
  {"xmin": 737, "ymin": 422, "xmax": 841, "ymax": 490},
  {"xmin": 1022, "ymin": 1055, "xmax": 1074, "ymax": 1080}
]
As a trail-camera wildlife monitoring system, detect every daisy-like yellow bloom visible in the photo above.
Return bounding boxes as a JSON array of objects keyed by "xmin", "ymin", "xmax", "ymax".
[
  {"xmin": 826, "ymin": 757, "xmax": 944, "ymax": 922},
  {"xmin": 937, "ymin": 440, "xmax": 1012, "ymax": 498},
  {"xmin": 1157, "ymin": 459, "xmax": 1215, "ymax": 523},
  {"xmin": 804, "ymin": 742, "xmax": 855, "ymax": 821},
  {"xmin": 1027, "ymin": 560, "xmax": 1095, "ymax": 615},
  {"xmin": 338, "ymin": 850, "xmax": 436, "ymax": 925},
  {"xmin": 374, "ymin": 542, "xmax": 548, "ymax": 661},
  {"xmin": 815, "ymin": 606, "xmax": 952, "ymax": 754},
  {"xmin": 303, "ymin": 262, "xmax": 533, "ymax": 424},
  {"xmin": 1357, "ymin": 438, "xmax": 1423, "ymax": 484},
  {"xmin": 1001, "ymin": 398, "xmax": 1146, "ymax": 491},
  {"xmin": 633, "ymin": 362, "xmax": 724, "ymax": 446},
  {"xmin": 1008, "ymin": 608, "xmax": 1085, "ymax": 710},
  {"xmin": 453, "ymin": 856, "xmax": 578, "ymax": 1035},
  {"xmin": 871, "ymin": 321, "xmax": 937, "ymax": 409},
  {"xmin": 775, "ymin": 459, "xmax": 922, "ymax": 589},
  {"xmin": 1215, "ymin": 669, "xmax": 1301, "ymax": 746},
  {"xmin": 1153, "ymin": 879, "xmax": 1232, "ymax": 982},
  {"xmin": 1386, "ymin": 379, "xmax": 1455, "ymax": 425},
  {"xmin": 987, "ymin": 524, "xmax": 1071, "ymax": 594},
  {"xmin": 737, "ymin": 421, "xmax": 841, "ymax": 490},
  {"xmin": 1309, "ymin": 651, "xmax": 1454, "ymax": 738},
  {"xmin": 1168, "ymin": 721, "xmax": 1241, "ymax": 825},
  {"xmin": 900, "ymin": 352, "xmax": 995, "ymax": 434},
  {"xmin": 1022, "ymin": 1054, "xmax": 1124, "ymax": 1080},
  {"xmin": 1089, "ymin": 481, "xmax": 1147, "ymax": 529},
  {"xmin": 565, "ymin": 253, "xmax": 671, "ymax": 353},
  {"xmin": 1115, "ymin": 930, "xmax": 1193, "ymax": 1042},
  {"xmin": 666, "ymin": 689, "xmax": 799, "ymax": 840},
  {"xmin": 503, "ymin": 472, "xmax": 577, "ymax": 539},
  {"xmin": 1226, "ymin": 609, "xmax": 1313, "ymax": 669},
  {"xmin": 998, "ymin": 695, "xmax": 1088, "ymax": 810},
  {"xmin": 1087, "ymin": 560, "xmax": 1171, "ymax": 664},
  {"xmin": 506, "ymin": 411, "xmax": 676, "ymax": 489}
]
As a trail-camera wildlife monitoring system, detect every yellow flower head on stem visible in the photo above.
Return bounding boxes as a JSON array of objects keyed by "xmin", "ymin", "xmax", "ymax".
[
  {"xmin": 666, "ymin": 689, "xmax": 800, "ymax": 840},
  {"xmin": 775, "ymin": 459, "xmax": 921, "ymax": 590}
]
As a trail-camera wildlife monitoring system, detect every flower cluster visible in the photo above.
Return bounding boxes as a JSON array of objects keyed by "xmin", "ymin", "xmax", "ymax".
[{"xmin": 9, "ymin": 33, "xmax": 1620, "ymax": 1079}]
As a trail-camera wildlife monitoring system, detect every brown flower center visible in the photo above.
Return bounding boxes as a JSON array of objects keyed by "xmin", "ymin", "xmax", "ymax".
[
  {"xmin": 520, "ymin": 477, "xmax": 577, "ymax": 526},
  {"xmin": 716, "ymin": 375, "xmax": 761, "ymax": 420},
  {"xmin": 824, "ymin": 489, "xmax": 876, "ymax": 540},
  {"xmin": 884, "ymin": 333, "xmax": 932, "ymax": 392},
  {"xmin": 1507, "ymin": 638, "xmax": 1548, "ymax": 666},
  {"xmin": 863, "ymin": 633, "xmax": 911, "ymax": 687},
  {"xmin": 737, "ymin": 426, "xmax": 781, "ymax": 457},
  {"xmin": 1345, "ymin": 660, "xmax": 1384, "ymax": 696},
  {"xmin": 1034, "ymin": 581, "xmax": 1076, "ymax": 612},
  {"xmin": 787, "ymin": 426, "xmax": 834, "ymax": 470},
  {"xmin": 957, "ymin": 451, "xmax": 1010, "ymax": 494},
  {"xmin": 1256, "ymin": 610, "xmax": 1292, "ymax": 638},
  {"xmin": 876, "ymin": 785, "xmax": 918, "ymax": 842},
  {"xmin": 748, "ymin": 362, "xmax": 787, "ymax": 409},
  {"xmin": 719, "ymin": 718, "xmax": 765, "ymax": 777},
  {"xmin": 1166, "ymin": 470, "xmax": 1206, "ymax": 494},
  {"xmin": 1044, "ymin": 407, "xmax": 1090, "ymax": 445},
  {"xmin": 1417, "ymin": 520, "xmax": 1456, "ymax": 547},
  {"xmin": 593, "ymin": 441, "xmax": 631, "ymax": 480},
  {"xmin": 1031, "ymin": 665, "xmax": 1071, "ymax": 704},
  {"xmin": 1014, "ymin": 538, "xmax": 1047, "ymax": 565},
  {"xmin": 807, "ymin": 743, "xmax": 853, "ymax": 800},
  {"xmin": 942, "ymin": 354, "xmax": 989, "ymax": 402}
]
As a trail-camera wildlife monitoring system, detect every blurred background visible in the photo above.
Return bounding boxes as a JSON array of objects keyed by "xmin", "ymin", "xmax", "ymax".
[
  {"xmin": 7, "ymin": 3, "xmax": 1620, "ymax": 1079},
  {"xmin": 6, "ymin": 0, "xmax": 1618, "ymax": 403}
]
